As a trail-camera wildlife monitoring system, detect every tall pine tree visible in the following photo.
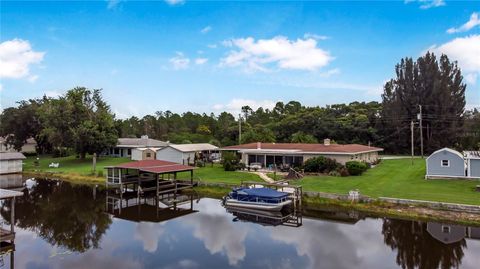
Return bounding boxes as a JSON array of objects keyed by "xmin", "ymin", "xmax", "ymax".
[{"xmin": 380, "ymin": 52, "xmax": 466, "ymax": 154}]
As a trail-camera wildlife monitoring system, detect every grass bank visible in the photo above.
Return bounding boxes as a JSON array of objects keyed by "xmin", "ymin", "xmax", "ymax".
[
  {"xmin": 24, "ymin": 155, "xmax": 262, "ymax": 185},
  {"xmin": 290, "ymin": 158, "xmax": 480, "ymax": 206}
]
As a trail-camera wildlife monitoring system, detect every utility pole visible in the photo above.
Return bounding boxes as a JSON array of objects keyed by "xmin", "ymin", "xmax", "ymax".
[
  {"xmin": 411, "ymin": 120, "xmax": 414, "ymax": 165},
  {"xmin": 238, "ymin": 114, "xmax": 242, "ymax": 144},
  {"xmin": 418, "ymin": 105, "xmax": 424, "ymax": 158}
]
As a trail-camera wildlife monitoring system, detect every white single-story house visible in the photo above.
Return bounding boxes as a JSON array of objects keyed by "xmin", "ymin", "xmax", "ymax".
[
  {"xmin": 465, "ymin": 151, "xmax": 480, "ymax": 178},
  {"xmin": 426, "ymin": 148, "xmax": 480, "ymax": 179},
  {"xmin": 104, "ymin": 135, "xmax": 169, "ymax": 158},
  {"xmin": 131, "ymin": 147, "xmax": 162, "ymax": 161},
  {"xmin": 221, "ymin": 139, "xmax": 383, "ymax": 168},
  {"xmin": 0, "ymin": 152, "xmax": 26, "ymax": 174},
  {"xmin": 156, "ymin": 143, "xmax": 219, "ymax": 165},
  {"xmin": 0, "ymin": 136, "xmax": 36, "ymax": 153}
]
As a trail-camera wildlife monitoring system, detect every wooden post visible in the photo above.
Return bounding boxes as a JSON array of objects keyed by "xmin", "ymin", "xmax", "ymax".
[
  {"xmin": 92, "ymin": 153, "xmax": 97, "ymax": 176},
  {"xmin": 411, "ymin": 120, "xmax": 414, "ymax": 165},
  {"xmin": 10, "ymin": 197, "xmax": 15, "ymax": 236},
  {"xmin": 190, "ymin": 170, "xmax": 193, "ymax": 185}
]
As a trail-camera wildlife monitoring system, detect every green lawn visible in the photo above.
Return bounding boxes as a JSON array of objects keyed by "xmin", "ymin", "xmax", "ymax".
[
  {"xmin": 24, "ymin": 155, "xmax": 131, "ymax": 176},
  {"xmin": 293, "ymin": 158, "xmax": 480, "ymax": 205},
  {"xmin": 177, "ymin": 164, "xmax": 262, "ymax": 184},
  {"xmin": 25, "ymin": 155, "xmax": 261, "ymax": 184}
]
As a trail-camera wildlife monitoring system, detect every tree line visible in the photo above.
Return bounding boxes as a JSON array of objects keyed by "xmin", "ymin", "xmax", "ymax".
[{"xmin": 1, "ymin": 52, "xmax": 478, "ymax": 157}]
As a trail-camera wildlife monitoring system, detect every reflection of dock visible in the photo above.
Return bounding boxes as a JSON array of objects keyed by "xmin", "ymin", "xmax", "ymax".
[
  {"xmin": 0, "ymin": 188, "xmax": 23, "ymax": 269},
  {"xmin": 106, "ymin": 191, "xmax": 198, "ymax": 223},
  {"xmin": 303, "ymin": 206, "xmax": 365, "ymax": 224}
]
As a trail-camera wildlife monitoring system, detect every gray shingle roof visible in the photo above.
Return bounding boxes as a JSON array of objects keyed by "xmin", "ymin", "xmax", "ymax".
[
  {"xmin": 0, "ymin": 152, "xmax": 27, "ymax": 160},
  {"xmin": 117, "ymin": 138, "xmax": 169, "ymax": 148}
]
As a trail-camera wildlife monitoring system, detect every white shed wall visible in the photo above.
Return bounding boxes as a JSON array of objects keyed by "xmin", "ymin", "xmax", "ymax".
[
  {"xmin": 0, "ymin": 159, "xmax": 23, "ymax": 174},
  {"xmin": 131, "ymin": 149, "xmax": 143, "ymax": 161}
]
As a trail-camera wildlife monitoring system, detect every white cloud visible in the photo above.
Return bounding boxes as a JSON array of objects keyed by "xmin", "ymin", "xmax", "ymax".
[
  {"xmin": 106, "ymin": 0, "xmax": 121, "ymax": 10},
  {"xmin": 200, "ymin": 26, "xmax": 212, "ymax": 34},
  {"xmin": 0, "ymin": 38, "xmax": 45, "ymax": 80},
  {"xmin": 195, "ymin": 58, "xmax": 208, "ymax": 65},
  {"xmin": 44, "ymin": 91, "xmax": 62, "ymax": 98},
  {"xmin": 207, "ymin": 44, "xmax": 217, "ymax": 49},
  {"xmin": 165, "ymin": 0, "xmax": 185, "ymax": 5},
  {"xmin": 213, "ymin": 98, "xmax": 277, "ymax": 114},
  {"xmin": 220, "ymin": 36, "xmax": 333, "ymax": 72},
  {"xmin": 303, "ymin": 33, "xmax": 329, "ymax": 40},
  {"xmin": 169, "ymin": 52, "xmax": 190, "ymax": 70},
  {"xmin": 447, "ymin": 12, "xmax": 480, "ymax": 34},
  {"xmin": 28, "ymin": 74, "xmax": 39, "ymax": 83},
  {"xmin": 134, "ymin": 222, "xmax": 165, "ymax": 253},
  {"xmin": 428, "ymin": 35, "xmax": 480, "ymax": 84},
  {"xmin": 405, "ymin": 0, "xmax": 445, "ymax": 9}
]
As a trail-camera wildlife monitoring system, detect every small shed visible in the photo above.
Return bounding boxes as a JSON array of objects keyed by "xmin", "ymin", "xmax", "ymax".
[
  {"xmin": 131, "ymin": 147, "xmax": 161, "ymax": 161},
  {"xmin": 0, "ymin": 152, "xmax": 26, "ymax": 175},
  {"xmin": 156, "ymin": 143, "xmax": 219, "ymax": 165},
  {"xmin": 427, "ymin": 222, "xmax": 467, "ymax": 244},
  {"xmin": 465, "ymin": 151, "xmax": 480, "ymax": 179},
  {"xmin": 426, "ymin": 148, "xmax": 465, "ymax": 179}
]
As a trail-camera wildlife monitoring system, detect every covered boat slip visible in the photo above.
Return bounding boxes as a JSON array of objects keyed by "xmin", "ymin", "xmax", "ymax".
[{"xmin": 105, "ymin": 160, "xmax": 196, "ymax": 198}]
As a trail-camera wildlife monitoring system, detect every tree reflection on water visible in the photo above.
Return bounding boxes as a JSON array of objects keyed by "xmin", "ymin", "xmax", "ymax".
[
  {"xmin": 0, "ymin": 179, "xmax": 111, "ymax": 253},
  {"xmin": 382, "ymin": 219, "xmax": 466, "ymax": 269}
]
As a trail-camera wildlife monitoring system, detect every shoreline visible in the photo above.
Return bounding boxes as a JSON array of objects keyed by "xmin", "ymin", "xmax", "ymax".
[{"xmin": 21, "ymin": 171, "xmax": 480, "ymax": 226}]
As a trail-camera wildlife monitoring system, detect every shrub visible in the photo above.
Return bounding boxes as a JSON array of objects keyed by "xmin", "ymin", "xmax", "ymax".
[
  {"xmin": 337, "ymin": 167, "xmax": 350, "ymax": 177},
  {"xmin": 195, "ymin": 160, "xmax": 205, "ymax": 167},
  {"xmin": 346, "ymin": 161, "xmax": 368, "ymax": 176},
  {"xmin": 97, "ymin": 170, "xmax": 104, "ymax": 177},
  {"xmin": 303, "ymin": 156, "xmax": 326, "ymax": 172},
  {"xmin": 222, "ymin": 152, "xmax": 240, "ymax": 171},
  {"xmin": 323, "ymin": 158, "xmax": 341, "ymax": 173},
  {"xmin": 328, "ymin": 170, "xmax": 341, "ymax": 177}
]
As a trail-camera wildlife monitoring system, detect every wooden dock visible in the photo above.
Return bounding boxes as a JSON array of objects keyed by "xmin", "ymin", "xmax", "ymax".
[{"xmin": 0, "ymin": 188, "xmax": 22, "ymax": 269}]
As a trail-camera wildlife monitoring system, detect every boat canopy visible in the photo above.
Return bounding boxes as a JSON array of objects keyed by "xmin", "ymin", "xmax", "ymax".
[{"xmin": 234, "ymin": 187, "xmax": 289, "ymax": 199}]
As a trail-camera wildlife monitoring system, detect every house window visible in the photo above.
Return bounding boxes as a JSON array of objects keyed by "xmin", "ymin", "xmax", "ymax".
[
  {"xmin": 146, "ymin": 152, "xmax": 151, "ymax": 158},
  {"xmin": 442, "ymin": 226, "xmax": 451, "ymax": 233},
  {"xmin": 128, "ymin": 149, "xmax": 131, "ymax": 155},
  {"xmin": 441, "ymin": 160, "xmax": 450, "ymax": 167}
]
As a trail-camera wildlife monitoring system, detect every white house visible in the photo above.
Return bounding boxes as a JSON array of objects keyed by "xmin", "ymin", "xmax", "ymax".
[
  {"xmin": 156, "ymin": 143, "xmax": 219, "ymax": 165},
  {"xmin": 0, "ymin": 152, "xmax": 26, "ymax": 174},
  {"xmin": 104, "ymin": 135, "xmax": 169, "ymax": 158}
]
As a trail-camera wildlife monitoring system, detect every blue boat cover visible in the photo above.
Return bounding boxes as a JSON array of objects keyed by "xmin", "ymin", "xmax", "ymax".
[{"xmin": 236, "ymin": 188, "xmax": 289, "ymax": 198}]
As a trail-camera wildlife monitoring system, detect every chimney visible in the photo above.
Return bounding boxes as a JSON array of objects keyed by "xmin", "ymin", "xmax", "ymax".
[
  {"xmin": 257, "ymin": 142, "xmax": 261, "ymax": 149},
  {"xmin": 141, "ymin": 135, "xmax": 149, "ymax": 140},
  {"xmin": 323, "ymin": 138, "xmax": 330, "ymax": 146}
]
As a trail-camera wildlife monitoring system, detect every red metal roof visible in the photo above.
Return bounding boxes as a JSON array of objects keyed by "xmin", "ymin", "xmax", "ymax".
[
  {"xmin": 221, "ymin": 142, "xmax": 383, "ymax": 154},
  {"xmin": 110, "ymin": 160, "xmax": 194, "ymax": 174}
]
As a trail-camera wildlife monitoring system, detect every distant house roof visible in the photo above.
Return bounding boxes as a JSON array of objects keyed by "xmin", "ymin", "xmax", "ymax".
[
  {"xmin": 0, "ymin": 152, "xmax": 26, "ymax": 160},
  {"xmin": 116, "ymin": 137, "xmax": 169, "ymax": 148},
  {"xmin": 166, "ymin": 143, "xmax": 218, "ymax": 153},
  {"xmin": 464, "ymin": 151, "xmax": 480, "ymax": 160},
  {"xmin": 221, "ymin": 142, "xmax": 383, "ymax": 155},
  {"xmin": 106, "ymin": 159, "xmax": 194, "ymax": 174}
]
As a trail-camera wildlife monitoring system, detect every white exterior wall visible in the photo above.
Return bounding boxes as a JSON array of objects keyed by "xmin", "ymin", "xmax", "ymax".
[
  {"xmin": 131, "ymin": 149, "xmax": 143, "ymax": 161},
  {"xmin": 156, "ymin": 147, "xmax": 184, "ymax": 164},
  {"xmin": 0, "ymin": 159, "xmax": 23, "ymax": 174}
]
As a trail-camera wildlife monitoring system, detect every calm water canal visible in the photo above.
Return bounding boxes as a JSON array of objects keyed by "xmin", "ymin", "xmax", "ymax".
[{"xmin": 0, "ymin": 177, "xmax": 479, "ymax": 269}]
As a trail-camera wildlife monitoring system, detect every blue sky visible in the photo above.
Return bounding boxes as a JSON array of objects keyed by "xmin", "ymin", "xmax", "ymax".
[{"xmin": 1, "ymin": 0, "xmax": 479, "ymax": 118}]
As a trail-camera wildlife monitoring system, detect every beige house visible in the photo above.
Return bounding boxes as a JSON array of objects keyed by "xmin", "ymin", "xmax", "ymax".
[
  {"xmin": 131, "ymin": 147, "xmax": 161, "ymax": 161},
  {"xmin": 221, "ymin": 139, "xmax": 383, "ymax": 169},
  {"xmin": 0, "ymin": 137, "xmax": 36, "ymax": 153}
]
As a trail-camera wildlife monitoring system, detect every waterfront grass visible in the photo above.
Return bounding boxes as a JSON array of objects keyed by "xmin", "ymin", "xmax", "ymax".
[
  {"xmin": 292, "ymin": 158, "xmax": 480, "ymax": 205},
  {"xmin": 177, "ymin": 164, "xmax": 263, "ymax": 184},
  {"xmin": 24, "ymin": 155, "xmax": 262, "ymax": 185}
]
